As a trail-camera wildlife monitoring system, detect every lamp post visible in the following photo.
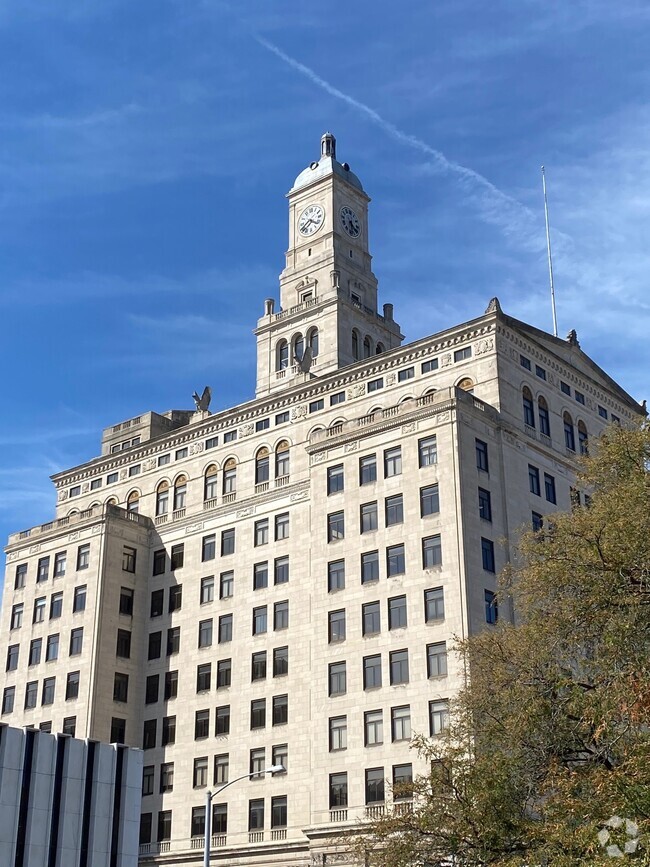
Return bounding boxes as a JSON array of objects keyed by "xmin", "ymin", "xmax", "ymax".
[{"xmin": 203, "ymin": 764, "xmax": 284, "ymax": 867}]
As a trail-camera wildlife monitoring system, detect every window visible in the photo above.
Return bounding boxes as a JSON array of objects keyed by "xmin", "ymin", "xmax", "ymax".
[
  {"xmin": 386, "ymin": 494, "xmax": 404, "ymax": 526},
  {"xmin": 387, "ymin": 544, "xmax": 405, "ymax": 576},
  {"xmin": 256, "ymin": 418, "xmax": 270, "ymax": 431},
  {"xmin": 204, "ymin": 465, "xmax": 218, "ymax": 501},
  {"xmin": 220, "ymin": 571, "xmax": 234, "ymax": 599},
  {"xmin": 544, "ymin": 473, "xmax": 557, "ymax": 504},
  {"xmin": 330, "ymin": 390, "xmax": 345, "ymax": 406},
  {"xmin": 173, "ymin": 476, "xmax": 187, "ymax": 511},
  {"xmin": 329, "ymin": 662, "xmax": 347, "ymax": 696},
  {"xmin": 578, "ymin": 421, "xmax": 589, "ymax": 455},
  {"xmin": 50, "ymin": 592, "xmax": 63, "ymax": 619},
  {"xmin": 362, "ymin": 601, "xmax": 381, "ymax": 636},
  {"xmin": 359, "ymin": 454, "xmax": 377, "ymax": 485},
  {"xmin": 273, "ymin": 646, "xmax": 288, "ymax": 677},
  {"xmin": 90, "ymin": 478, "xmax": 102, "ymax": 490},
  {"xmin": 214, "ymin": 753, "xmax": 229, "ymax": 784},
  {"xmin": 195, "ymin": 710, "xmax": 210, "ymax": 739},
  {"xmin": 361, "ymin": 551, "xmax": 379, "ymax": 584},
  {"xmin": 145, "ymin": 675, "xmax": 159, "ymax": 704},
  {"xmin": 361, "ymin": 502, "xmax": 378, "ymax": 533},
  {"xmin": 164, "ymin": 670, "xmax": 178, "ymax": 700},
  {"xmin": 520, "ymin": 354, "xmax": 531, "ymax": 370},
  {"xmin": 252, "ymin": 651, "xmax": 267, "ymax": 681},
  {"xmin": 152, "ymin": 549, "xmax": 166, "ymax": 576},
  {"xmin": 327, "ymin": 464, "xmax": 344, "ymax": 494},
  {"xmin": 77, "ymin": 544, "xmax": 90, "ymax": 570},
  {"xmin": 429, "ymin": 699, "xmax": 450, "ymax": 735},
  {"xmin": 224, "ymin": 430, "xmax": 237, "ymax": 443},
  {"xmin": 107, "ymin": 472, "xmax": 119, "ymax": 484},
  {"xmin": 148, "ymin": 632, "xmax": 162, "ymax": 660},
  {"xmin": 329, "ymin": 772, "xmax": 348, "ymax": 808},
  {"xmin": 275, "ymin": 411, "xmax": 289, "ymax": 425},
  {"xmin": 422, "ymin": 534, "xmax": 442, "ymax": 568},
  {"xmin": 271, "ymin": 796, "xmax": 287, "ymax": 829},
  {"xmin": 120, "ymin": 546, "xmax": 136, "ymax": 574},
  {"xmin": 217, "ymin": 659, "xmax": 232, "ymax": 688},
  {"xmin": 65, "ymin": 670, "xmax": 80, "ymax": 700},
  {"xmin": 206, "ymin": 436, "xmax": 219, "ymax": 450},
  {"xmin": 14, "ymin": 563, "xmax": 27, "ymax": 589},
  {"xmin": 143, "ymin": 719, "xmax": 157, "ymax": 749},
  {"xmin": 202, "ymin": 533, "xmax": 216, "ymax": 560},
  {"xmin": 384, "ymin": 446, "xmax": 402, "ymax": 477},
  {"xmin": 532, "ymin": 511, "xmax": 544, "ymax": 531},
  {"xmin": 329, "ymin": 716, "xmax": 347, "ymax": 751},
  {"xmin": 362, "ymin": 710, "xmax": 383, "ymax": 747},
  {"xmin": 560, "ymin": 380, "xmax": 571, "ymax": 395},
  {"xmin": 156, "ymin": 482, "xmax": 169, "ymax": 516},
  {"xmin": 538, "ymin": 397, "xmax": 551, "ymax": 436},
  {"xmin": 37, "ymin": 557, "xmax": 50, "ymax": 583},
  {"xmin": 391, "ymin": 705, "xmax": 411, "ymax": 742},
  {"xmin": 33, "ymin": 596, "xmax": 46, "ymax": 624},
  {"xmin": 328, "ymin": 511, "xmax": 345, "ymax": 541},
  {"xmin": 10, "ymin": 604, "xmax": 23, "ymax": 629},
  {"xmin": 249, "ymin": 799, "xmax": 264, "ymax": 831},
  {"xmin": 255, "ymin": 448, "xmax": 270, "ymax": 485},
  {"xmin": 309, "ymin": 398, "xmax": 324, "ymax": 413},
  {"xmin": 25, "ymin": 681, "xmax": 38, "ymax": 709},
  {"xmin": 529, "ymin": 464, "xmax": 541, "ymax": 496},
  {"xmin": 365, "ymin": 767, "xmax": 385, "ymax": 804},
  {"xmin": 253, "ymin": 606, "xmax": 268, "ymax": 635},
  {"xmin": 478, "ymin": 487, "xmax": 492, "ymax": 521},
  {"xmin": 274, "ymin": 600, "xmax": 289, "ymax": 630},
  {"xmin": 221, "ymin": 528, "xmax": 235, "ymax": 556},
  {"xmin": 328, "ymin": 559, "xmax": 345, "ymax": 592},
  {"xmin": 6, "ymin": 645, "xmax": 19, "ymax": 672},
  {"xmin": 201, "ymin": 576, "xmax": 214, "ymax": 604},
  {"xmin": 390, "ymin": 649, "xmax": 409, "ymax": 684},
  {"xmin": 328, "ymin": 609, "xmax": 346, "ymax": 643},
  {"xmin": 420, "ymin": 483, "xmax": 440, "ymax": 517},
  {"xmin": 564, "ymin": 412, "xmax": 576, "ymax": 451},
  {"xmin": 113, "ymin": 673, "xmax": 129, "ymax": 703},
  {"xmin": 482, "ymin": 538, "xmax": 496, "ymax": 572},
  {"xmin": 150, "ymin": 589, "xmax": 164, "ymax": 617},
  {"xmin": 222, "ymin": 459, "xmax": 236, "ymax": 494},
  {"xmin": 142, "ymin": 766, "xmax": 154, "ymax": 796},
  {"xmin": 250, "ymin": 747, "xmax": 265, "ymax": 779},
  {"xmin": 119, "ymin": 587, "xmax": 134, "ymax": 616},
  {"xmin": 253, "ymin": 519, "xmax": 271, "ymax": 550},
  {"xmin": 128, "ymin": 464, "xmax": 141, "ymax": 479},
  {"xmin": 167, "ymin": 627, "xmax": 180, "ymax": 655},
  {"xmin": 251, "ymin": 698, "xmax": 266, "ymax": 729},
  {"xmin": 216, "ymin": 705, "xmax": 230, "ymax": 735},
  {"xmin": 454, "ymin": 346, "xmax": 472, "ymax": 361},
  {"xmin": 363, "ymin": 654, "xmax": 382, "ymax": 689},
  {"xmin": 42, "ymin": 677, "xmax": 56, "ymax": 706},
  {"xmin": 388, "ymin": 595, "xmax": 407, "ymax": 629},
  {"xmin": 273, "ymin": 693, "xmax": 288, "ymax": 725},
  {"xmin": 54, "ymin": 551, "xmax": 66, "ymax": 578},
  {"xmin": 612, "ymin": 414, "xmax": 620, "ymax": 424},
  {"xmin": 427, "ymin": 641, "xmax": 448, "ymax": 677},
  {"xmin": 522, "ymin": 387, "xmax": 535, "ymax": 427},
  {"xmin": 29, "ymin": 639, "xmax": 42, "ymax": 666},
  {"xmin": 171, "ymin": 544, "xmax": 184, "ymax": 570},
  {"xmin": 157, "ymin": 811, "xmax": 172, "ymax": 843},
  {"xmin": 70, "ymin": 627, "xmax": 84, "ymax": 655},
  {"xmin": 475, "ymin": 439, "xmax": 489, "ymax": 472},
  {"xmin": 191, "ymin": 807, "xmax": 205, "ymax": 839},
  {"xmin": 424, "ymin": 587, "xmax": 444, "ymax": 621},
  {"xmin": 367, "ymin": 377, "xmax": 383, "ymax": 392},
  {"xmin": 219, "ymin": 614, "xmax": 233, "ymax": 644},
  {"xmin": 158, "ymin": 453, "xmax": 171, "ymax": 467},
  {"xmin": 116, "ymin": 629, "xmax": 131, "ymax": 658},
  {"xmin": 393, "ymin": 763, "xmax": 413, "ymax": 799},
  {"xmin": 196, "ymin": 663, "xmax": 211, "ymax": 692},
  {"xmin": 253, "ymin": 562, "xmax": 268, "ymax": 590},
  {"xmin": 197, "ymin": 619, "xmax": 212, "ymax": 649},
  {"xmin": 421, "ymin": 357, "xmax": 439, "ymax": 373},
  {"xmin": 161, "ymin": 715, "xmax": 176, "ymax": 746},
  {"xmin": 485, "ymin": 589, "xmax": 498, "ymax": 624},
  {"xmin": 575, "ymin": 390, "xmax": 585, "ymax": 405},
  {"xmin": 275, "ymin": 512, "xmax": 289, "ymax": 540},
  {"xmin": 398, "ymin": 366, "xmax": 414, "ymax": 382},
  {"xmin": 73, "ymin": 585, "xmax": 87, "ymax": 613}
]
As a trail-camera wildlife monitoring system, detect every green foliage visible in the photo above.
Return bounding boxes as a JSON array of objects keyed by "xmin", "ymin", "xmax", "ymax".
[{"xmin": 356, "ymin": 423, "xmax": 650, "ymax": 866}]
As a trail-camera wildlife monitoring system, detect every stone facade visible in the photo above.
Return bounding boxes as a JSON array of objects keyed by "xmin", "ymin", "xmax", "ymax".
[{"xmin": 0, "ymin": 136, "xmax": 643, "ymax": 866}]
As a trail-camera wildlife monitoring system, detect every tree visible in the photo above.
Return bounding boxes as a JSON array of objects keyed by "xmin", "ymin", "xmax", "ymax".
[{"xmin": 357, "ymin": 423, "xmax": 650, "ymax": 866}]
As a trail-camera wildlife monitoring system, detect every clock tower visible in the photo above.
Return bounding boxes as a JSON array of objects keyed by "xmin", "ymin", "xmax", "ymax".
[{"xmin": 255, "ymin": 133, "xmax": 403, "ymax": 397}]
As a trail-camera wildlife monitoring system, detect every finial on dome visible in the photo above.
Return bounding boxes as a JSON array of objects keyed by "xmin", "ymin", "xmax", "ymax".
[
  {"xmin": 321, "ymin": 132, "xmax": 336, "ymax": 160},
  {"xmin": 485, "ymin": 297, "xmax": 502, "ymax": 314}
]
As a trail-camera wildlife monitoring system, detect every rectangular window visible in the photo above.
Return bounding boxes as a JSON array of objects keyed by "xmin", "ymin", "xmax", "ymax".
[
  {"xmin": 252, "ymin": 650, "xmax": 267, "ymax": 681},
  {"xmin": 329, "ymin": 661, "xmax": 347, "ymax": 696},
  {"xmin": 205, "ymin": 435, "xmax": 219, "ymax": 450},
  {"xmin": 224, "ymin": 430, "xmax": 237, "ymax": 443},
  {"xmin": 253, "ymin": 562, "xmax": 268, "ymax": 591},
  {"xmin": 161, "ymin": 715, "xmax": 176, "ymax": 746},
  {"xmin": 272, "ymin": 693, "xmax": 288, "ymax": 725},
  {"xmin": 398, "ymin": 366, "xmax": 414, "ymax": 382},
  {"xmin": 429, "ymin": 699, "xmax": 450, "ymax": 736},
  {"xmin": 535, "ymin": 364, "xmax": 546, "ymax": 380},
  {"xmin": 142, "ymin": 766, "xmax": 154, "ymax": 797},
  {"xmin": 544, "ymin": 473, "xmax": 557, "ymax": 504},
  {"xmin": 220, "ymin": 571, "xmax": 234, "ymax": 599},
  {"xmin": 256, "ymin": 418, "xmax": 270, "ymax": 431},
  {"xmin": 387, "ymin": 544, "xmax": 405, "ymax": 576},
  {"xmin": 251, "ymin": 698, "xmax": 266, "ymax": 729},
  {"xmin": 221, "ymin": 528, "xmax": 235, "ymax": 556},
  {"xmin": 14, "ymin": 563, "xmax": 27, "ymax": 589},
  {"xmin": 421, "ymin": 357, "xmax": 439, "ymax": 373},
  {"xmin": 427, "ymin": 642, "xmax": 448, "ymax": 677},
  {"xmin": 166, "ymin": 627, "xmax": 180, "ymax": 655},
  {"xmin": 385, "ymin": 494, "xmax": 404, "ymax": 526},
  {"xmin": 171, "ymin": 544, "xmax": 184, "ymax": 570},
  {"xmin": 363, "ymin": 654, "xmax": 382, "ymax": 689},
  {"xmin": 520, "ymin": 354, "xmax": 531, "ymax": 370},
  {"xmin": 390, "ymin": 649, "xmax": 409, "ymax": 684},
  {"xmin": 417, "ymin": 435, "xmax": 438, "ymax": 468},
  {"xmin": 561, "ymin": 380, "xmax": 571, "ymax": 395},
  {"xmin": 143, "ymin": 720, "xmax": 157, "ymax": 749},
  {"xmin": 150, "ymin": 589, "xmax": 164, "ymax": 617},
  {"xmin": 152, "ymin": 549, "xmax": 166, "ymax": 576},
  {"xmin": 329, "ymin": 715, "xmax": 347, "ymax": 751},
  {"xmin": 328, "ymin": 559, "xmax": 345, "ymax": 592},
  {"xmin": 202, "ymin": 534, "xmax": 216, "ymax": 561},
  {"xmin": 424, "ymin": 587, "xmax": 445, "ymax": 622},
  {"xmin": 107, "ymin": 472, "xmax": 118, "ymax": 484},
  {"xmin": 200, "ymin": 575, "xmax": 214, "ymax": 604},
  {"xmin": 148, "ymin": 632, "xmax": 162, "ymax": 660},
  {"xmin": 393, "ymin": 763, "xmax": 413, "ymax": 799},
  {"xmin": 361, "ymin": 550, "xmax": 379, "ymax": 584},
  {"xmin": 73, "ymin": 585, "xmax": 87, "ymax": 613},
  {"xmin": 42, "ymin": 676, "xmax": 56, "ymax": 706},
  {"xmin": 598, "ymin": 405, "xmax": 608, "ymax": 419},
  {"xmin": 478, "ymin": 487, "xmax": 492, "ymax": 521},
  {"xmin": 327, "ymin": 464, "xmax": 345, "ymax": 494},
  {"xmin": 365, "ymin": 767, "xmax": 385, "ymax": 804},
  {"xmin": 309, "ymin": 399, "xmax": 324, "ymax": 413},
  {"xmin": 77, "ymin": 544, "xmax": 90, "ymax": 570},
  {"xmin": 113, "ymin": 672, "xmax": 129, "ymax": 703},
  {"xmin": 157, "ymin": 810, "xmax": 172, "ymax": 842},
  {"xmin": 481, "ymin": 538, "xmax": 496, "ymax": 572},
  {"xmin": 420, "ymin": 484, "xmax": 440, "ymax": 516},
  {"xmin": 119, "ymin": 586, "xmax": 134, "ymax": 616},
  {"xmin": 69, "ymin": 627, "xmax": 84, "ymax": 655},
  {"xmin": 145, "ymin": 675, "xmax": 159, "ymax": 704},
  {"xmin": 359, "ymin": 454, "xmax": 377, "ymax": 485},
  {"xmin": 454, "ymin": 346, "xmax": 472, "ymax": 361},
  {"xmin": 193, "ymin": 756, "xmax": 208, "ymax": 789},
  {"xmin": 328, "ymin": 609, "xmax": 346, "ymax": 643},
  {"xmin": 254, "ymin": 520, "xmax": 268, "ymax": 547},
  {"xmin": 6, "ymin": 645, "xmax": 19, "ymax": 672},
  {"xmin": 362, "ymin": 601, "xmax": 380, "ymax": 636},
  {"xmin": 274, "ymin": 411, "xmax": 290, "ymax": 426},
  {"xmin": 29, "ymin": 638, "xmax": 42, "ymax": 666},
  {"xmin": 129, "ymin": 464, "xmax": 141, "ymax": 477},
  {"xmin": 164, "ymin": 670, "xmax": 178, "ymax": 700},
  {"xmin": 37, "ymin": 557, "xmax": 50, "ymax": 583},
  {"xmin": 364, "ymin": 709, "xmax": 383, "ymax": 745},
  {"xmin": 384, "ymin": 446, "xmax": 402, "ymax": 477},
  {"xmin": 529, "ymin": 464, "xmax": 541, "ymax": 496},
  {"xmin": 485, "ymin": 589, "xmax": 498, "ymax": 624},
  {"xmin": 10, "ymin": 604, "xmax": 24, "ymax": 629},
  {"xmin": 195, "ymin": 710, "xmax": 210, "ymax": 739},
  {"xmin": 66, "ymin": 670, "xmax": 80, "ymax": 700},
  {"xmin": 391, "ymin": 705, "xmax": 411, "ymax": 742},
  {"xmin": 422, "ymin": 534, "xmax": 442, "ymax": 568},
  {"xmin": 253, "ymin": 606, "xmax": 267, "ymax": 635},
  {"xmin": 250, "ymin": 747, "xmax": 265, "ymax": 779},
  {"xmin": 329, "ymin": 772, "xmax": 348, "ymax": 808},
  {"xmin": 217, "ymin": 659, "xmax": 232, "ymax": 688},
  {"xmin": 361, "ymin": 501, "xmax": 378, "ymax": 533},
  {"xmin": 273, "ymin": 646, "xmax": 288, "ymax": 677},
  {"xmin": 275, "ymin": 512, "xmax": 289, "ymax": 540},
  {"xmin": 25, "ymin": 681, "xmax": 38, "ymax": 709},
  {"xmin": 248, "ymin": 799, "xmax": 264, "ymax": 831},
  {"xmin": 328, "ymin": 511, "xmax": 345, "ymax": 542},
  {"xmin": 196, "ymin": 663, "xmax": 211, "ymax": 692},
  {"xmin": 274, "ymin": 600, "xmax": 289, "ymax": 630},
  {"xmin": 388, "ymin": 595, "xmax": 407, "ymax": 629},
  {"xmin": 121, "ymin": 546, "xmax": 136, "ymax": 574},
  {"xmin": 157, "ymin": 453, "xmax": 170, "ymax": 467},
  {"xmin": 50, "ymin": 592, "xmax": 63, "ymax": 619},
  {"xmin": 575, "ymin": 390, "xmax": 585, "ymax": 405},
  {"xmin": 475, "ymin": 439, "xmax": 489, "ymax": 472},
  {"xmin": 330, "ymin": 390, "xmax": 345, "ymax": 406},
  {"xmin": 90, "ymin": 478, "xmax": 102, "ymax": 490},
  {"xmin": 175, "ymin": 447, "xmax": 188, "ymax": 460},
  {"xmin": 116, "ymin": 629, "xmax": 131, "ymax": 658},
  {"xmin": 214, "ymin": 753, "xmax": 229, "ymax": 784},
  {"xmin": 219, "ymin": 614, "xmax": 233, "ymax": 643},
  {"xmin": 271, "ymin": 796, "xmax": 287, "ymax": 829},
  {"xmin": 532, "ymin": 511, "xmax": 544, "ymax": 531},
  {"xmin": 54, "ymin": 551, "xmax": 67, "ymax": 577},
  {"xmin": 69, "ymin": 485, "xmax": 81, "ymax": 497},
  {"xmin": 168, "ymin": 584, "xmax": 182, "ymax": 613},
  {"xmin": 215, "ymin": 706, "xmax": 230, "ymax": 738},
  {"xmin": 367, "ymin": 377, "xmax": 384, "ymax": 393}
]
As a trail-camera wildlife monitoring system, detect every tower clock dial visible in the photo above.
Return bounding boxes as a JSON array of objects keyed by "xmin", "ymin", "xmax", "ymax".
[
  {"xmin": 340, "ymin": 206, "xmax": 361, "ymax": 238},
  {"xmin": 298, "ymin": 204, "xmax": 325, "ymax": 236}
]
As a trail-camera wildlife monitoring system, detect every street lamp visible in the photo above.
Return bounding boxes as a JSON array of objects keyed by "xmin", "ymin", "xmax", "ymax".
[{"xmin": 203, "ymin": 764, "xmax": 285, "ymax": 867}]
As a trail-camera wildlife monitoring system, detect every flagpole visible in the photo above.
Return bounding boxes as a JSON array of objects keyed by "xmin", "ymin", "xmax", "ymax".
[{"xmin": 541, "ymin": 165, "xmax": 558, "ymax": 338}]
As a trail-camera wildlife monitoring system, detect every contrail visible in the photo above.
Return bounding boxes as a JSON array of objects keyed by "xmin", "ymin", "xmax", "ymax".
[{"xmin": 255, "ymin": 35, "xmax": 541, "ymax": 241}]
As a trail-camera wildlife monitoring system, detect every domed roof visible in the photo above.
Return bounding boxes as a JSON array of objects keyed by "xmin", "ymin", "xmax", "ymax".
[{"xmin": 291, "ymin": 133, "xmax": 364, "ymax": 193}]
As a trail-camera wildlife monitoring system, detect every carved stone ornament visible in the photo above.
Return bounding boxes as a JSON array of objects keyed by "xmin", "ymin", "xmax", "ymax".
[
  {"xmin": 92, "ymin": 525, "xmax": 102, "ymax": 535},
  {"xmin": 237, "ymin": 507, "xmax": 255, "ymax": 518},
  {"xmin": 440, "ymin": 353, "xmax": 452, "ymax": 367},
  {"xmin": 29, "ymin": 545, "xmax": 41, "ymax": 555},
  {"xmin": 119, "ymin": 469, "xmax": 128, "ymax": 480},
  {"xmin": 239, "ymin": 423, "xmax": 255, "ymax": 438},
  {"xmin": 436, "ymin": 411, "xmax": 450, "ymax": 423},
  {"xmin": 385, "ymin": 372, "xmax": 397, "ymax": 386},
  {"xmin": 68, "ymin": 532, "xmax": 80, "ymax": 542},
  {"xmin": 82, "ymin": 482, "xmax": 90, "ymax": 494},
  {"xmin": 190, "ymin": 442, "xmax": 204, "ymax": 455},
  {"xmin": 290, "ymin": 490, "xmax": 308, "ymax": 502},
  {"xmin": 143, "ymin": 458, "xmax": 157, "ymax": 471},
  {"xmin": 311, "ymin": 452, "xmax": 327, "ymax": 464},
  {"xmin": 401, "ymin": 422, "xmax": 416, "ymax": 434},
  {"xmin": 58, "ymin": 490, "xmax": 69, "ymax": 502},
  {"xmin": 344, "ymin": 441, "xmax": 359, "ymax": 453},
  {"xmin": 347, "ymin": 383, "xmax": 366, "ymax": 399},
  {"xmin": 6, "ymin": 551, "xmax": 19, "ymax": 562},
  {"xmin": 475, "ymin": 337, "xmax": 494, "ymax": 355},
  {"xmin": 291, "ymin": 404, "xmax": 308, "ymax": 420},
  {"xmin": 185, "ymin": 522, "xmax": 204, "ymax": 534}
]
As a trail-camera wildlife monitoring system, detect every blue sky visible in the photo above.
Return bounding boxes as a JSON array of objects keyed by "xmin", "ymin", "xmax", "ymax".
[{"xmin": 1, "ymin": 0, "xmax": 649, "ymax": 552}]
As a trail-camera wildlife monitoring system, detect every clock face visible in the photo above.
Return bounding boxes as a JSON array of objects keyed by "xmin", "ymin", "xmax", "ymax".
[
  {"xmin": 340, "ymin": 206, "xmax": 361, "ymax": 238},
  {"xmin": 298, "ymin": 204, "xmax": 325, "ymax": 236}
]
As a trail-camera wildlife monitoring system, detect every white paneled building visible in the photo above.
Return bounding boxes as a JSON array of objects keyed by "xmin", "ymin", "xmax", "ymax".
[{"xmin": 1, "ymin": 134, "xmax": 643, "ymax": 866}]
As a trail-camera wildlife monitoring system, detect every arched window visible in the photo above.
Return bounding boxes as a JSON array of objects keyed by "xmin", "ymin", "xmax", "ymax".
[
  {"xmin": 523, "ymin": 387, "xmax": 535, "ymax": 428},
  {"xmin": 277, "ymin": 340, "xmax": 289, "ymax": 371},
  {"xmin": 538, "ymin": 396, "xmax": 551, "ymax": 437},
  {"xmin": 363, "ymin": 336, "xmax": 372, "ymax": 358},
  {"xmin": 376, "ymin": 342, "xmax": 385, "ymax": 354},
  {"xmin": 458, "ymin": 378, "xmax": 474, "ymax": 393},
  {"xmin": 223, "ymin": 458, "xmax": 236, "ymax": 495},
  {"xmin": 255, "ymin": 448, "xmax": 270, "ymax": 485},
  {"xmin": 275, "ymin": 440, "xmax": 290, "ymax": 479},
  {"xmin": 106, "ymin": 497, "xmax": 118, "ymax": 507},
  {"xmin": 174, "ymin": 475, "xmax": 187, "ymax": 511},
  {"xmin": 578, "ymin": 421, "xmax": 589, "ymax": 455},
  {"xmin": 308, "ymin": 328, "xmax": 319, "ymax": 358},
  {"xmin": 564, "ymin": 412, "xmax": 576, "ymax": 451},
  {"xmin": 127, "ymin": 491, "xmax": 140, "ymax": 514},
  {"xmin": 352, "ymin": 329, "xmax": 360, "ymax": 360},
  {"xmin": 204, "ymin": 464, "xmax": 218, "ymax": 501},
  {"xmin": 156, "ymin": 481, "xmax": 169, "ymax": 516},
  {"xmin": 293, "ymin": 334, "xmax": 304, "ymax": 363}
]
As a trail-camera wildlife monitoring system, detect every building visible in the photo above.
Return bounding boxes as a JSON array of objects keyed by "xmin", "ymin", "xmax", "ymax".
[
  {"xmin": 0, "ymin": 134, "xmax": 643, "ymax": 866},
  {"xmin": 0, "ymin": 722, "xmax": 142, "ymax": 867}
]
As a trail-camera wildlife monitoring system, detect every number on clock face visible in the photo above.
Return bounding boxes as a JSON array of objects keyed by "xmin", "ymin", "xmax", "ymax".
[
  {"xmin": 298, "ymin": 204, "xmax": 324, "ymax": 236},
  {"xmin": 340, "ymin": 206, "xmax": 360, "ymax": 238}
]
